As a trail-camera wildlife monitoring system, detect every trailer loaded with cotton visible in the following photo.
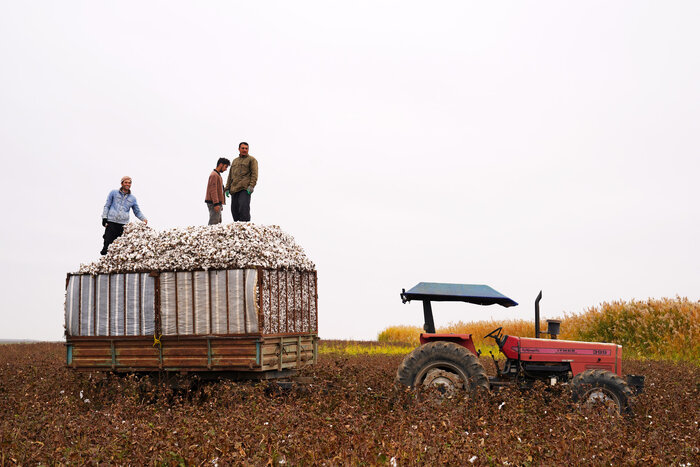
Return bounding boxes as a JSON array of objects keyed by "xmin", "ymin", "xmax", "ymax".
[{"xmin": 64, "ymin": 223, "xmax": 318, "ymax": 378}]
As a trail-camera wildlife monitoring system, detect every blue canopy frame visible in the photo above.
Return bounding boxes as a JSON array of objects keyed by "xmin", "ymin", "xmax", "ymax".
[{"xmin": 400, "ymin": 282, "xmax": 518, "ymax": 334}]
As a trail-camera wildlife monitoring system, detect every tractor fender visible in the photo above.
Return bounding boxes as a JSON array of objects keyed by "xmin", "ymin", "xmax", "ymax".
[{"xmin": 419, "ymin": 333, "xmax": 478, "ymax": 356}]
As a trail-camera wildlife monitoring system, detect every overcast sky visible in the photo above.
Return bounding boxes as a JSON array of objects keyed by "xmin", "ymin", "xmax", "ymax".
[{"xmin": 1, "ymin": 1, "xmax": 698, "ymax": 341}]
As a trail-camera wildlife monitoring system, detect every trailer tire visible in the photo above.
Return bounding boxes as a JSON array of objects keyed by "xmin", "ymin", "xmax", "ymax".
[
  {"xmin": 396, "ymin": 341, "xmax": 489, "ymax": 396},
  {"xmin": 571, "ymin": 369, "xmax": 634, "ymax": 415}
]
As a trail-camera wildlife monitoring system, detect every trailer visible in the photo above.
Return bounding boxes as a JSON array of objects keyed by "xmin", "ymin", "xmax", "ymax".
[{"xmin": 64, "ymin": 267, "xmax": 318, "ymax": 379}]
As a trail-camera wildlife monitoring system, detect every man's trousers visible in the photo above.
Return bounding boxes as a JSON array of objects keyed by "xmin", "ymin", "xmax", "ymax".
[
  {"xmin": 231, "ymin": 189, "xmax": 251, "ymax": 222},
  {"xmin": 101, "ymin": 222, "xmax": 125, "ymax": 255},
  {"xmin": 207, "ymin": 203, "xmax": 222, "ymax": 225}
]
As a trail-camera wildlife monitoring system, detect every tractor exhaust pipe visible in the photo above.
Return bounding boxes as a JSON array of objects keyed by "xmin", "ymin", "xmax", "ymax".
[{"xmin": 535, "ymin": 291, "xmax": 543, "ymax": 339}]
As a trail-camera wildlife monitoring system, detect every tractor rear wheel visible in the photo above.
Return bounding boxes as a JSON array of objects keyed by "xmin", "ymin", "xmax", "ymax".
[
  {"xmin": 571, "ymin": 369, "xmax": 634, "ymax": 415},
  {"xmin": 396, "ymin": 341, "xmax": 489, "ymax": 396}
]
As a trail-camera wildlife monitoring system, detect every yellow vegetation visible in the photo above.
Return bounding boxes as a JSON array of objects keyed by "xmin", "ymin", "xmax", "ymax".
[
  {"xmin": 564, "ymin": 296, "xmax": 699, "ymax": 362},
  {"xmin": 319, "ymin": 340, "xmax": 414, "ymax": 356}
]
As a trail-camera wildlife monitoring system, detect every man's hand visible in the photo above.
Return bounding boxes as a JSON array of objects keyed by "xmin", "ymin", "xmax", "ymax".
[
  {"xmin": 214, "ymin": 205, "xmax": 221, "ymax": 212},
  {"xmin": 143, "ymin": 219, "xmax": 148, "ymax": 225},
  {"xmin": 102, "ymin": 218, "xmax": 108, "ymax": 227},
  {"xmin": 225, "ymin": 190, "xmax": 230, "ymax": 198}
]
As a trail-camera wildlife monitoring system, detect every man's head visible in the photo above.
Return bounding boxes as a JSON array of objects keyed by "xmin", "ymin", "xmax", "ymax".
[
  {"xmin": 120, "ymin": 176, "xmax": 132, "ymax": 192},
  {"xmin": 238, "ymin": 142, "xmax": 249, "ymax": 157},
  {"xmin": 216, "ymin": 157, "xmax": 231, "ymax": 172}
]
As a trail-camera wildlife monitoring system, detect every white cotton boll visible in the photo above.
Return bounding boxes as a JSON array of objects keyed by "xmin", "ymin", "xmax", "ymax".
[{"xmin": 77, "ymin": 222, "xmax": 316, "ymax": 274}]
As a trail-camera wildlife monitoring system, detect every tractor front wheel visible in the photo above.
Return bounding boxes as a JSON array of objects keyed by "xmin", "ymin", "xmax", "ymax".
[
  {"xmin": 571, "ymin": 369, "xmax": 634, "ymax": 415},
  {"xmin": 396, "ymin": 341, "xmax": 489, "ymax": 396}
]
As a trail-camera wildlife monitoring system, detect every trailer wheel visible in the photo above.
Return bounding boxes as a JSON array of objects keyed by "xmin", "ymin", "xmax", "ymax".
[
  {"xmin": 571, "ymin": 369, "xmax": 634, "ymax": 415},
  {"xmin": 396, "ymin": 341, "xmax": 489, "ymax": 396}
]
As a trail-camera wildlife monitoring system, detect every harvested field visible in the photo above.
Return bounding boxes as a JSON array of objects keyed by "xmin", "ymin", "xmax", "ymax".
[{"xmin": 1, "ymin": 342, "xmax": 698, "ymax": 465}]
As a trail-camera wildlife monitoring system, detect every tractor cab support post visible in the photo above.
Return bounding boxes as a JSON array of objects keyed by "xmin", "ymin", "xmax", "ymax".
[
  {"xmin": 422, "ymin": 300, "xmax": 436, "ymax": 334},
  {"xmin": 535, "ymin": 290, "xmax": 543, "ymax": 339}
]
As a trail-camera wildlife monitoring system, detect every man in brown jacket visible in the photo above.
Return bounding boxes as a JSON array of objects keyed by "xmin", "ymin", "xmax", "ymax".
[
  {"xmin": 224, "ymin": 142, "xmax": 258, "ymax": 222},
  {"xmin": 205, "ymin": 157, "xmax": 230, "ymax": 225}
]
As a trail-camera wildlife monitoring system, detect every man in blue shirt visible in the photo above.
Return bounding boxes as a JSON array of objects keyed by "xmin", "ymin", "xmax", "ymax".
[{"xmin": 100, "ymin": 176, "xmax": 148, "ymax": 255}]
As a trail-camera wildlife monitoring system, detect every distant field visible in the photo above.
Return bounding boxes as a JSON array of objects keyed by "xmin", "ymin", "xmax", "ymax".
[
  {"xmin": 379, "ymin": 297, "xmax": 700, "ymax": 363},
  {"xmin": 319, "ymin": 340, "xmax": 415, "ymax": 356},
  {"xmin": 0, "ymin": 342, "xmax": 698, "ymax": 464}
]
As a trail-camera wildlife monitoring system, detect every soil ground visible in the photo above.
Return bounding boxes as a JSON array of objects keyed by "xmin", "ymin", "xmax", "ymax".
[{"xmin": 1, "ymin": 342, "xmax": 698, "ymax": 465}]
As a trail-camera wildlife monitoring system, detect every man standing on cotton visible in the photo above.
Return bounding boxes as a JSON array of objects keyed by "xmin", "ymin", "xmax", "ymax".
[
  {"xmin": 224, "ymin": 142, "xmax": 258, "ymax": 222},
  {"xmin": 101, "ymin": 176, "xmax": 148, "ymax": 255},
  {"xmin": 205, "ymin": 157, "xmax": 230, "ymax": 225}
]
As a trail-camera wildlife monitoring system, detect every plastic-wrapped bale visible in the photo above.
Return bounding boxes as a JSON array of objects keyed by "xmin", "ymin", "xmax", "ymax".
[
  {"xmin": 65, "ymin": 273, "xmax": 157, "ymax": 337},
  {"xmin": 158, "ymin": 270, "xmax": 259, "ymax": 336}
]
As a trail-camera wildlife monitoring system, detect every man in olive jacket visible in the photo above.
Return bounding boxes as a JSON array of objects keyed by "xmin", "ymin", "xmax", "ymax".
[{"xmin": 224, "ymin": 142, "xmax": 258, "ymax": 222}]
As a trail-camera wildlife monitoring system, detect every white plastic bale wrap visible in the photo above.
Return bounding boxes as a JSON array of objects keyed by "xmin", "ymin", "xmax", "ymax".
[
  {"xmin": 227, "ymin": 270, "xmax": 244, "ymax": 333},
  {"xmin": 79, "ymin": 275, "xmax": 93, "ymax": 336},
  {"xmin": 109, "ymin": 275, "xmax": 125, "ymax": 336},
  {"xmin": 123, "ymin": 274, "xmax": 137, "ymax": 335},
  {"xmin": 210, "ymin": 270, "xmax": 228, "ymax": 334},
  {"xmin": 64, "ymin": 273, "xmax": 156, "ymax": 336},
  {"xmin": 65, "ymin": 276, "xmax": 80, "ymax": 336},
  {"xmin": 192, "ymin": 271, "xmax": 210, "ymax": 335},
  {"xmin": 140, "ymin": 274, "xmax": 156, "ymax": 335},
  {"xmin": 160, "ymin": 269, "xmax": 258, "ymax": 336},
  {"xmin": 176, "ymin": 272, "xmax": 194, "ymax": 335},
  {"xmin": 160, "ymin": 272, "xmax": 177, "ymax": 336},
  {"xmin": 228, "ymin": 269, "xmax": 258, "ymax": 333},
  {"xmin": 245, "ymin": 269, "xmax": 260, "ymax": 332},
  {"xmin": 246, "ymin": 270, "xmax": 259, "ymax": 333},
  {"xmin": 122, "ymin": 273, "xmax": 151, "ymax": 336},
  {"xmin": 96, "ymin": 275, "xmax": 109, "ymax": 336}
]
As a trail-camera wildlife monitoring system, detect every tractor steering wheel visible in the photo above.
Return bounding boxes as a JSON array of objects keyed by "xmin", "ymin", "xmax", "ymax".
[{"xmin": 484, "ymin": 327, "xmax": 504, "ymax": 347}]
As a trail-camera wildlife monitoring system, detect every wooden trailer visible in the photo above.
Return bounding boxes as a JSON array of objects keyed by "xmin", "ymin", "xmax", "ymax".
[{"xmin": 64, "ymin": 268, "xmax": 318, "ymax": 378}]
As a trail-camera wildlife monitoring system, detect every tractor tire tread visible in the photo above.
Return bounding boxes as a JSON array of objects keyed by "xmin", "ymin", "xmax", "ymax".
[
  {"xmin": 396, "ymin": 341, "xmax": 489, "ymax": 393},
  {"xmin": 571, "ymin": 368, "xmax": 634, "ymax": 415}
]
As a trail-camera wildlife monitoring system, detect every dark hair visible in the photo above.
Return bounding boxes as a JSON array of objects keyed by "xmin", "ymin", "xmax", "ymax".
[
  {"xmin": 217, "ymin": 157, "xmax": 230, "ymax": 167},
  {"xmin": 239, "ymin": 142, "xmax": 249, "ymax": 148}
]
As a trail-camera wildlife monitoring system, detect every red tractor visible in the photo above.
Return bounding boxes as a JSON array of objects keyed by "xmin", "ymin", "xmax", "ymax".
[{"xmin": 396, "ymin": 282, "xmax": 644, "ymax": 413}]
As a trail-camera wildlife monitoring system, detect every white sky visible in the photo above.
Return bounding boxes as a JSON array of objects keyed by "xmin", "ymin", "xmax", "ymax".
[{"xmin": 1, "ymin": 1, "xmax": 698, "ymax": 341}]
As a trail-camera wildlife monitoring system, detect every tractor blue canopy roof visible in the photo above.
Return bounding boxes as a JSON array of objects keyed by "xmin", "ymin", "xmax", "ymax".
[{"xmin": 401, "ymin": 282, "xmax": 518, "ymax": 307}]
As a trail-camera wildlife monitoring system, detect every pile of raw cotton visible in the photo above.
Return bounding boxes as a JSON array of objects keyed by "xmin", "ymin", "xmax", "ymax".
[{"xmin": 77, "ymin": 222, "xmax": 315, "ymax": 274}]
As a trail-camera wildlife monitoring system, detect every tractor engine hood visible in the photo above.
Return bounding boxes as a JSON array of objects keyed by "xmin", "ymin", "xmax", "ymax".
[{"xmin": 501, "ymin": 336, "xmax": 623, "ymax": 376}]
